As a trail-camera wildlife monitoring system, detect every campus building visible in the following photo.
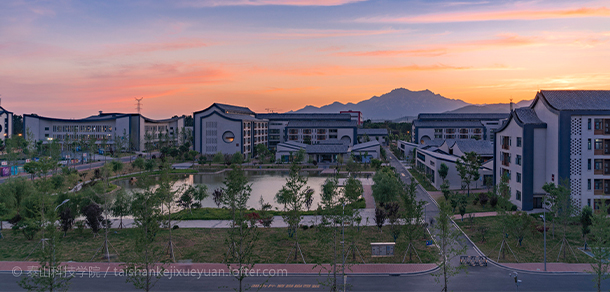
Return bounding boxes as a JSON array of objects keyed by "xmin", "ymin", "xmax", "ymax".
[
  {"xmin": 255, "ymin": 113, "xmax": 354, "ymax": 149},
  {"xmin": 275, "ymin": 139, "xmax": 381, "ymax": 164},
  {"xmin": 357, "ymin": 128, "xmax": 389, "ymax": 146},
  {"xmin": 494, "ymin": 90, "xmax": 610, "ymax": 211},
  {"xmin": 24, "ymin": 112, "xmax": 185, "ymax": 152},
  {"xmin": 193, "ymin": 103, "xmax": 268, "ymax": 158},
  {"xmin": 413, "ymin": 139, "xmax": 494, "ymax": 190},
  {"xmin": 412, "ymin": 113, "xmax": 509, "ymax": 144},
  {"xmin": 0, "ymin": 105, "xmax": 13, "ymax": 141}
]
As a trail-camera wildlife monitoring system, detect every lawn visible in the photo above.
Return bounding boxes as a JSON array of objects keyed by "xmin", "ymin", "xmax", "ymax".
[
  {"xmin": 455, "ymin": 216, "xmax": 594, "ymax": 264},
  {"xmin": 173, "ymin": 198, "xmax": 367, "ymax": 220},
  {"xmin": 407, "ymin": 169, "xmax": 438, "ymax": 192},
  {"xmin": 0, "ymin": 225, "xmax": 437, "ymax": 264}
]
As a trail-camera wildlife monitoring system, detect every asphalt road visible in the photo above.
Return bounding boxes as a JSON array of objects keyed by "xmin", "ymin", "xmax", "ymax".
[{"xmin": 1, "ymin": 267, "xmax": 607, "ymax": 292}]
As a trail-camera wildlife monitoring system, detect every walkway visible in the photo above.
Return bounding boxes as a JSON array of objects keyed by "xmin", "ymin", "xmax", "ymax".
[{"xmin": 450, "ymin": 211, "xmax": 515, "ymax": 220}]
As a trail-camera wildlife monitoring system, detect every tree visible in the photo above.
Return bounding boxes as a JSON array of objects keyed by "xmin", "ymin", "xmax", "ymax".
[
  {"xmin": 400, "ymin": 181, "xmax": 426, "ymax": 262},
  {"xmin": 371, "ymin": 167, "xmax": 402, "ymax": 205},
  {"xmin": 231, "ymin": 152, "xmax": 244, "ymax": 165},
  {"xmin": 81, "ymin": 202, "xmax": 103, "ymax": 236},
  {"xmin": 190, "ymin": 185, "xmax": 209, "ymax": 207},
  {"xmin": 144, "ymin": 159, "xmax": 156, "ymax": 172},
  {"xmin": 431, "ymin": 201, "xmax": 468, "ymax": 292},
  {"xmin": 370, "ymin": 159, "xmax": 382, "ymax": 170},
  {"xmin": 455, "ymin": 152, "xmax": 481, "ymax": 197},
  {"xmin": 212, "ymin": 152, "xmax": 225, "ymax": 164},
  {"xmin": 212, "ymin": 188, "xmax": 224, "ymax": 208},
  {"xmin": 111, "ymin": 189, "xmax": 132, "ymax": 229},
  {"xmin": 385, "ymin": 202, "xmax": 401, "ymax": 242},
  {"xmin": 588, "ymin": 203, "xmax": 610, "ymax": 292},
  {"xmin": 543, "ymin": 180, "xmax": 578, "ymax": 261},
  {"xmin": 132, "ymin": 157, "xmax": 145, "ymax": 173},
  {"xmin": 505, "ymin": 211, "xmax": 535, "ymax": 246},
  {"xmin": 293, "ymin": 148, "xmax": 306, "ymax": 164},
  {"xmin": 438, "ymin": 163, "xmax": 449, "ymax": 182},
  {"xmin": 374, "ymin": 207, "xmax": 386, "ymax": 232},
  {"xmin": 275, "ymin": 161, "xmax": 309, "ymax": 262},
  {"xmin": 220, "ymin": 166, "xmax": 259, "ymax": 292},
  {"xmin": 18, "ymin": 223, "xmax": 72, "ymax": 292},
  {"xmin": 581, "ymin": 205, "xmax": 593, "ymax": 249},
  {"xmin": 316, "ymin": 176, "xmax": 352, "ymax": 291},
  {"xmin": 124, "ymin": 188, "xmax": 164, "ymax": 292},
  {"xmin": 343, "ymin": 177, "xmax": 363, "ymax": 204},
  {"xmin": 111, "ymin": 160, "xmax": 124, "ymax": 176}
]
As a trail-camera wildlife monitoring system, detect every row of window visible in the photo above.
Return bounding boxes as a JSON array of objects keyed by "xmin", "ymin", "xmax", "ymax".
[
  {"xmin": 436, "ymin": 134, "xmax": 482, "ymax": 139},
  {"xmin": 47, "ymin": 134, "xmax": 112, "ymax": 141},
  {"xmin": 587, "ymin": 139, "xmax": 605, "ymax": 150},
  {"xmin": 49, "ymin": 125, "xmax": 114, "ymax": 133},
  {"xmin": 288, "ymin": 129, "xmax": 338, "ymax": 135},
  {"xmin": 243, "ymin": 122, "xmax": 268, "ymax": 129},
  {"xmin": 435, "ymin": 128, "xmax": 483, "ymax": 134},
  {"xmin": 288, "ymin": 135, "xmax": 339, "ymax": 141}
]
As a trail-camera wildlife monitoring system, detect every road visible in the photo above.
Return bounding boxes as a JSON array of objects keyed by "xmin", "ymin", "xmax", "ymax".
[{"xmin": 1, "ymin": 268, "xmax": 607, "ymax": 291}]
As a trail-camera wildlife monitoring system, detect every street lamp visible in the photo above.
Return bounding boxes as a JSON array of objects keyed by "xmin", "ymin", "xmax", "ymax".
[{"xmin": 543, "ymin": 195, "xmax": 547, "ymax": 272}]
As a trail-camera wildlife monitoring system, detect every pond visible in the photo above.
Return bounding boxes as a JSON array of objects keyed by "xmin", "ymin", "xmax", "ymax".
[{"xmin": 113, "ymin": 170, "xmax": 337, "ymax": 211}]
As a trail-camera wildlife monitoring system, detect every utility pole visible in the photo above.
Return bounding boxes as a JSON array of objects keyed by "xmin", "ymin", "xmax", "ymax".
[{"xmin": 135, "ymin": 97, "xmax": 143, "ymax": 114}]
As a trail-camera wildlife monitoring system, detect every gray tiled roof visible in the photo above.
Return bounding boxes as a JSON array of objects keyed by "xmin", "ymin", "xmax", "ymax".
[
  {"xmin": 256, "ymin": 113, "xmax": 351, "ymax": 120},
  {"xmin": 417, "ymin": 113, "xmax": 510, "ymax": 120},
  {"xmin": 357, "ymin": 128, "xmax": 389, "ymax": 136},
  {"xmin": 306, "ymin": 144, "xmax": 349, "ymax": 154},
  {"xmin": 453, "ymin": 140, "xmax": 494, "ymax": 156},
  {"xmin": 413, "ymin": 120, "xmax": 484, "ymax": 128},
  {"xmin": 514, "ymin": 108, "xmax": 545, "ymax": 125},
  {"xmin": 540, "ymin": 90, "xmax": 610, "ymax": 111},
  {"xmin": 352, "ymin": 140, "xmax": 380, "ymax": 151},
  {"xmin": 286, "ymin": 120, "xmax": 358, "ymax": 128},
  {"xmin": 215, "ymin": 103, "xmax": 255, "ymax": 115}
]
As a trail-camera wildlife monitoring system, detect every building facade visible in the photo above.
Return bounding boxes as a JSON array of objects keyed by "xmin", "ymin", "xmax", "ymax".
[
  {"xmin": 412, "ymin": 113, "xmax": 509, "ymax": 144},
  {"xmin": 24, "ymin": 112, "xmax": 185, "ymax": 152},
  {"xmin": 0, "ymin": 106, "xmax": 13, "ymax": 141},
  {"xmin": 494, "ymin": 90, "xmax": 610, "ymax": 211},
  {"xmin": 193, "ymin": 103, "xmax": 268, "ymax": 158}
]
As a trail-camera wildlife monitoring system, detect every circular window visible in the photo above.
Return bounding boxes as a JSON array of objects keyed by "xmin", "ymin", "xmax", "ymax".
[{"xmin": 222, "ymin": 131, "xmax": 235, "ymax": 143}]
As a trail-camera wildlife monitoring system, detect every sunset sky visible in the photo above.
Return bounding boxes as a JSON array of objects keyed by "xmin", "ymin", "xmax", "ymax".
[{"xmin": 1, "ymin": 0, "xmax": 609, "ymax": 118}]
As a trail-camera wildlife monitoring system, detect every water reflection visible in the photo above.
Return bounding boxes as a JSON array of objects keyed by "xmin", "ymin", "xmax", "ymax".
[{"xmin": 114, "ymin": 171, "xmax": 332, "ymax": 210}]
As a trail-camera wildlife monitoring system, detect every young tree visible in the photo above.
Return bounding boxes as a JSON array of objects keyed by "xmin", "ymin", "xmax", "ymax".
[
  {"xmin": 543, "ymin": 180, "xmax": 578, "ymax": 261},
  {"xmin": 372, "ymin": 167, "xmax": 402, "ymax": 205},
  {"xmin": 455, "ymin": 152, "xmax": 481, "ymax": 197},
  {"xmin": 144, "ymin": 159, "xmax": 156, "ymax": 172},
  {"xmin": 374, "ymin": 207, "xmax": 386, "ymax": 232},
  {"xmin": 343, "ymin": 176, "xmax": 363, "ymax": 204},
  {"xmin": 132, "ymin": 157, "xmax": 145, "ymax": 173},
  {"xmin": 111, "ymin": 189, "xmax": 132, "ymax": 229},
  {"xmin": 275, "ymin": 161, "xmax": 309, "ymax": 262},
  {"xmin": 231, "ymin": 152, "xmax": 244, "ymax": 165},
  {"xmin": 124, "ymin": 188, "xmax": 164, "ymax": 292},
  {"xmin": 505, "ymin": 211, "xmax": 535, "ymax": 246},
  {"xmin": 588, "ymin": 204, "xmax": 610, "ymax": 292},
  {"xmin": 438, "ymin": 163, "xmax": 449, "ymax": 182},
  {"xmin": 316, "ymin": 176, "xmax": 352, "ymax": 291},
  {"xmin": 111, "ymin": 160, "xmax": 124, "ymax": 176},
  {"xmin": 190, "ymin": 185, "xmax": 209, "ymax": 207},
  {"xmin": 220, "ymin": 166, "xmax": 259, "ymax": 292},
  {"xmin": 18, "ymin": 222, "xmax": 72, "ymax": 292},
  {"xmin": 212, "ymin": 188, "xmax": 224, "ymax": 208},
  {"xmin": 212, "ymin": 152, "xmax": 225, "ymax": 164},
  {"xmin": 581, "ymin": 205, "xmax": 593, "ymax": 249},
  {"xmin": 401, "ymin": 181, "xmax": 426, "ymax": 262},
  {"xmin": 431, "ymin": 201, "xmax": 468, "ymax": 292},
  {"xmin": 156, "ymin": 163, "xmax": 185, "ymax": 262}
]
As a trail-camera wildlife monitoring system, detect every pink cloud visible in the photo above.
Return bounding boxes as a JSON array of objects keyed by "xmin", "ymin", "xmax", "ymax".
[
  {"xmin": 179, "ymin": 0, "xmax": 367, "ymax": 7},
  {"xmin": 357, "ymin": 6, "xmax": 610, "ymax": 23}
]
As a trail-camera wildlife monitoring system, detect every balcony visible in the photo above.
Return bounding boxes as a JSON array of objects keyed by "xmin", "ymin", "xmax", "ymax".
[
  {"xmin": 594, "ymin": 119, "xmax": 610, "ymax": 135},
  {"xmin": 594, "ymin": 179, "xmax": 610, "ymax": 195},
  {"xmin": 445, "ymin": 129, "xmax": 455, "ymax": 134},
  {"xmin": 594, "ymin": 139, "xmax": 610, "ymax": 155}
]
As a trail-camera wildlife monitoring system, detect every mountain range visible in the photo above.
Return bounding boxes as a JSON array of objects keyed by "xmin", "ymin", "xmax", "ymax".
[{"xmin": 290, "ymin": 88, "xmax": 530, "ymax": 121}]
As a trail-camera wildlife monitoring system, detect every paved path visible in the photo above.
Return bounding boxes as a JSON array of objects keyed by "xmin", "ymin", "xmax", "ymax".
[
  {"xmin": 450, "ymin": 211, "xmax": 516, "ymax": 220},
  {"xmin": 501, "ymin": 263, "xmax": 591, "ymax": 273},
  {"xmin": 0, "ymin": 261, "xmax": 437, "ymax": 275}
]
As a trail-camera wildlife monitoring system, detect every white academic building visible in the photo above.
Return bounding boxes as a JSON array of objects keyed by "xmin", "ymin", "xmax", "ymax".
[
  {"xmin": 494, "ymin": 90, "xmax": 610, "ymax": 211},
  {"xmin": 0, "ymin": 105, "xmax": 13, "ymax": 142},
  {"xmin": 193, "ymin": 103, "xmax": 268, "ymax": 158},
  {"xmin": 24, "ymin": 112, "xmax": 185, "ymax": 152},
  {"xmin": 412, "ymin": 113, "xmax": 509, "ymax": 144}
]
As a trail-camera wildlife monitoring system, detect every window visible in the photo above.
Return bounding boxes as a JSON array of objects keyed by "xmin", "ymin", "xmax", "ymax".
[
  {"xmin": 44, "ymin": 127, "xmax": 49, "ymax": 131},
  {"xmin": 516, "ymin": 137, "xmax": 522, "ymax": 147},
  {"xmin": 594, "ymin": 139, "xmax": 603, "ymax": 150},
  {"xmin": 588, "ymin": 139, "xmax": 592, "ymax": 150},
  {"xmin": 445, "ymin": 135, "xmax": 455, "ymax": 139},
  {"xmin": 516, "ymin": 190, "xmax": 521, "ymax": 201},
  {"xmin": 588, "ymin": 118, "xmax": 592, "ymax": 130},
  {"xmin": 588, "ymin": 159, "xmax": 592, "ymax": 170},
  {"xmin": 516, "ymin": 155, "xmax": 522, "ymax": 166},
  {"xmin": 595, "ymin": 119, "xmax": 602, "ymax": 130},
  {"xmin": 434, "ymin": 134, "xmax": 442, "ymax": 139},
  {"xmin": 595, "ymin": 179, "xmax": 603, "ymax": 190},
  {"xmin": 516, "ymin": 172, "xmax": 521, "ymax": 183},
  {"xmin": 595, "ymin": 160, "xmax": 602, "ymax": 170},
  {"xmin": 435, "ymin": 129, "xmax": 443, "ymax": 133},
  {"xmin": 588, "ymin": 179, "xmax": 592, "ymax": 190}
]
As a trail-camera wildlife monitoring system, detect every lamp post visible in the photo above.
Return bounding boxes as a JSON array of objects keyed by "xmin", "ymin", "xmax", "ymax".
[{"xmin": 543, "ymin": 195, "xmax": 547, "ymax": 272}]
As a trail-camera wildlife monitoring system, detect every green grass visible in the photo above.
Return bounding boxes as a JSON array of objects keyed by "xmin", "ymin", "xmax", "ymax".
[
  {"xmin": 0, "ymin": 225, "xmax": 436, "ymax": 264},
  {"xmin": 407, "ymin": 169, "xmax": 438, "ymax": 192},
  {"xmin": 174, "ymin": 198, "xmax": 366, "ymax": 220},
  {"xmin": 455, "ymin": 216, "xmax": 594, "ymax": 264},
  {"xmin": 110, "ymin": 169, "xmax": 198, "ymax": 181}
]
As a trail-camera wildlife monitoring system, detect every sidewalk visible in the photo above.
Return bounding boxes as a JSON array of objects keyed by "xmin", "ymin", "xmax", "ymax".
[
  {"xmin": 500, "ymin": 263, "xmax": 591, "ymax": 273},
  {"xmin": 450, "ymin": 211, "xmax": 514, "ymax": 220},
  {"xmin": 0, "ymin": 261, "xmax": 437, "ymax": 275}
]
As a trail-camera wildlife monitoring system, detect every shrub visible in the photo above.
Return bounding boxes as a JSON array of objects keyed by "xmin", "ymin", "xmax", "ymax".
[
  {"xmin": 472, "ymin": 197, "xmax": 478, "ymax": 205},
  {"xmin": 510, "ymin": 205, "xmax": 518, "ymax": 211},
  {"xmin": 489, "ymin": 195, "xmax": 498, "ymax": 208},
  {"xmin": 478, "ymin": 193, "xmax": 489, "ymax": 206}
]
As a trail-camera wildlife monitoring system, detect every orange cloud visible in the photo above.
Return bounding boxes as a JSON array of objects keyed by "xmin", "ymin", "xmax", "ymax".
[
  {"xmin": 100, "ymin": 38, "xmax": 209, "ymax": 57},
  {"xmin": 261, "ymin": 28, "xmax": 401, "ymax": 40},
  {"xmin": 357, "ymin": 6, "xmax": 610, "ymax": 23},
  {"xmin": 335, "ymin": 33, "xmax": 609, "ymax": 57}
]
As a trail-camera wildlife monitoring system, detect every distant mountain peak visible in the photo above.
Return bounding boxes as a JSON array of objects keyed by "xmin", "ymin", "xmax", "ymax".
[{"xmin": 291, "ymin": 88, "xmax": 468, "ymax": 120}]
